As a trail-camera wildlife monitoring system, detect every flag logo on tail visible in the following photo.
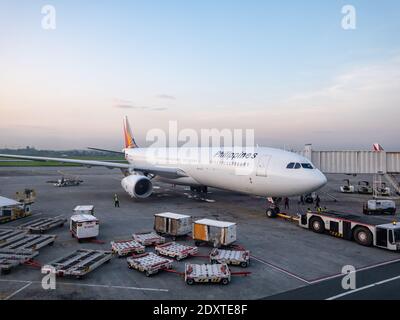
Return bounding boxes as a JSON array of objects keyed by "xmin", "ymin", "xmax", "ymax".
[
  {"xmin": 373, "ymin": 143, "xmax": 384, "ymax": 152},
  {"xmin": 123, "ymin": 117, "xmax": 138, "ymax": 148}
]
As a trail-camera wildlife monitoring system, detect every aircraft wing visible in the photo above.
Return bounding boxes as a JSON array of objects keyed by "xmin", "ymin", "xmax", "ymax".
[{"xmin": 0, "ymin": 154, "xmax": 188, "ymax": 178}]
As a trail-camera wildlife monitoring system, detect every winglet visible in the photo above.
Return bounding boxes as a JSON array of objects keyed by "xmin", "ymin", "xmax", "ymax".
[{"xmin": 123, "ymin": 116, "xmax": 138, "ymax": 148}]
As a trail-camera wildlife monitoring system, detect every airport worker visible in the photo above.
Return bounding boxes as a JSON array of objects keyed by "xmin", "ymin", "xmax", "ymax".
[
  {"xmin": 114, "ymin": 193, "xmax": 120, "ymax": 207},
  {"xmin": 284, "ymin": 197, "xmax": 290, "ymax": 210},
  {"xmin": 299, "ymin": 195, "xmax": 305, "ymax": 205},
  {"xmin": 315, "ymin": 195, "xmax": 321, "ymax": 208}
]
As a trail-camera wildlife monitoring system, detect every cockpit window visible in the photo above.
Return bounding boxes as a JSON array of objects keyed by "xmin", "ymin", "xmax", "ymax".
[
  {"xmin": 286, "ymin": 163, "xmax": 295, "ymax": 169},
  {"xmin": 294, "ymin": 163, "xmax": 301, "ymax": 169},
  {"xmin": 301, "ymin": 163, "xmax": 314, "ymax": 169}
]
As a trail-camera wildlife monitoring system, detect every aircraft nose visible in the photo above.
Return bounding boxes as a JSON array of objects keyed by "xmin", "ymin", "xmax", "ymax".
[{"xmin": 313, "ymin": 170, "xmax": 327, "ymax": 190}]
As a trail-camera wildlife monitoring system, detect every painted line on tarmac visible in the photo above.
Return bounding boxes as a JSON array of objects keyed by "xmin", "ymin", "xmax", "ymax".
[
  {"xmin": 251, "ymin": 256, "xmax": 310, "ymax": 284},
  {"xmin": 309, "ymin": 257, "xmax": 400, "ymax": 284},
  {"xmin": 326, "ymin": 274, "xmax": 400, "ymax": 300},
  {"xmin": 0, "ymin": 278, "xmax": 168, "ymax": 293},
  {"xmin": 252, "ymin": 256, "xmax": 400, "ymax": 287},
  {"xmin": 59, "ymin": 282, "xmax": 169, "ymax": 292},
  {"xmin": 3, "ymin": 281, "xmax": 32, "ymax": 300}
]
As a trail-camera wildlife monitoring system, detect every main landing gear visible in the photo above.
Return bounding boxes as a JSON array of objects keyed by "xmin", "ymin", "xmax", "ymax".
[
  {"xmin": 190, "ymin": 186, "xmax": 208, "ymax": 199},
  {"xmin": 266, "ymin": 197, "xmax": 282, "ymax": 218}
]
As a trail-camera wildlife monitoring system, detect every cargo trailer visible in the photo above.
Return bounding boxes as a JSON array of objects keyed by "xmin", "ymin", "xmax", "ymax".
[
  {"xmin": 154, "ymin": 212, "xmax": 191, "ymax": 239},
  {"xmin": 185, "ymin": 263, "xmax": 231, "ymax": 285},
  {"xmin": 192, "ymin": 219, "xmax": 236, "ymax": 248}
]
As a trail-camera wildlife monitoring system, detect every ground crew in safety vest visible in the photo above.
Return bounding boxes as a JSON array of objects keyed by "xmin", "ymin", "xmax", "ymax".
[{"xmin": 114, "ymin": 193, "xmax": 120, "ymax": 207}]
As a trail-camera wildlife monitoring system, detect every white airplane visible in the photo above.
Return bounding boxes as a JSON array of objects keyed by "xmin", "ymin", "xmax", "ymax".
[{"xmin": 0, "ymin": 117, "xmax": 327, "ymax": 214}]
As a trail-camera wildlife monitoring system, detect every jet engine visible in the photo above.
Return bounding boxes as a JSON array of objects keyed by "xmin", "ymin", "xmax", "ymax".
[{"xmin": 121, "ymin": 175, "xmax": 153, "ymax": 199}]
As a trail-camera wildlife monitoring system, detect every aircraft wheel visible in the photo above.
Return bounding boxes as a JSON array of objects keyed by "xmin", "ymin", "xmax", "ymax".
[{"xmin": 266, "ymin": 207, "xmax": 279, "ymax": 218}]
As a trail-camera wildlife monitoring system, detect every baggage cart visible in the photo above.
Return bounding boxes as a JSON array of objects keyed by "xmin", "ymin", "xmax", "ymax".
[
  {"xmin": 155, "ymin": 242, "xmax": 198, "ymax": 261},
  {"xmin": 192, "ymin": 219, "xmax": 236, "ymax": 247},
  {"xmin": 185, "ymin": 263, "xmax": 231, "ymax": 285},
  {"xmin": 210, "ymin": 248, "xmax": 250, "ymax": 268},
  {"xmin": 0, "ymin": 248, "xmax": 38, "ymax": 275},
  {"xmin": 17, "ymin": 216, "xmax": 67, "ymax": 233},
  {"xmin": 41, "ymin": 249, "xmax": 112, "ymax": 279},
  {"xmin": 154, "ymin": 212, "xmax": 192, "ymax": 239},
  {"xmin": 127, "ymin": 252, "xmax": 173, "ymax": 277},
  {"xmin": 132, "ymin": 231, "xmax": 165, "ymax": 246},
  {"xmin": 111, "ymin": 239, "xmax": 145, "ymax": 257},
  {"xmin": 0, "ymin": 234, "xmax": 56, "ymax": 251}
]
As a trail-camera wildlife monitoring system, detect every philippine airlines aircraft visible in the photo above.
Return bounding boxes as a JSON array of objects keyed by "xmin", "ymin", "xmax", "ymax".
[{"xmin": 0, "ymin": 117, "xmax": 327, "ymax": 210}]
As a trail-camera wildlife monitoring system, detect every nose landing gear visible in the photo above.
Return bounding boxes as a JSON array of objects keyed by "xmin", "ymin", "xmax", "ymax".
[{"xmin": 266, "ymin": 197, "xmax": 282, "ymax": 218}]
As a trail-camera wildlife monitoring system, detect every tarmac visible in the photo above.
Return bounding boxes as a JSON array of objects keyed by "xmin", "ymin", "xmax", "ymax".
[{"xmin": 0, "ymin": 167, "xmax": 399, "ymax": 300}]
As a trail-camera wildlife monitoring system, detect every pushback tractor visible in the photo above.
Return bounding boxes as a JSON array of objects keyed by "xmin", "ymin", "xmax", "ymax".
[
  {"xmin": 300, "ymin": 211, "xmax": 400, "ymax": 251},
  {"xmin": 270, "ymin": 211, "xmax": 400, "ymax": 251}
]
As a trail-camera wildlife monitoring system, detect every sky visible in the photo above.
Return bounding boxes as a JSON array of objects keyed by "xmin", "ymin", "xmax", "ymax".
[{"xmin": 0, "ymin": 0, "xmax": 400, "ymax": 151}]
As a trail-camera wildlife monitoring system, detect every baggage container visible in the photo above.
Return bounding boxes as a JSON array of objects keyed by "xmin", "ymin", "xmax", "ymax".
[
  {"xmin": 154, "ymin": 212, "xmax": 191, "ymax": 238},
  {"xmin": 192, "ymin": 219, "xmax": 236, "ymax": 247},
  {"xmin": 70, "ymin": 214, "xmax": 99, "ymax": 241},
  {"xmin": 73, "ymin": 205, "xmax": 95, "ymax": 216}
]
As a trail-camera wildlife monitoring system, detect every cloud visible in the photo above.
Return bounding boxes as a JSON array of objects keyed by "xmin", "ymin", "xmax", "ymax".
[
  {"xmin": 156, "ymin": 94, "xmax": 176, "ymax": 100},
  {"xmin": 151, "ymin": 107, "xmax": 168, "ymax": 111},
  {"xmin": 113, "ymin": 104, "xmax": 168, "ymax": 112},
  {"xmin": 114, "ymin": 104, "xmax": 149, "ymax": 110},
  {"xmin": 284, "ymin": 56, "xmax": 400, "ymax": 113}
]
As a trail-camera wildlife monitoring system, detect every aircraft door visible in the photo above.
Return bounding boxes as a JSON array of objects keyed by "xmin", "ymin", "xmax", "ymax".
[{"xmin": 256, "ymin": 155, "xmax": 271, "ymax": 177}]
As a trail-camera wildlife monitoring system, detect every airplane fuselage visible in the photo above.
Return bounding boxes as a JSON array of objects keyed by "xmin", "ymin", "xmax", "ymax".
[{"xmin": 124, "ymin": 147, "xmax": 327, "ymax": 197}]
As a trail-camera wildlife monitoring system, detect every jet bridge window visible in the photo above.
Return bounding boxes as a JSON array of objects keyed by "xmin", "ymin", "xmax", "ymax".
[{"xmin": 301, "ymin": 163, "xmax": 314, "ymax": 169}]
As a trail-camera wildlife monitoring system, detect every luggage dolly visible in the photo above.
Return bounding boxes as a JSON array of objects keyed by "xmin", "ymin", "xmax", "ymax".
[
  {"xmin": 155, "ymin": 242, "xmax": 198, "ymax": 261},
  {"xmin": 110, "ymin": 240, "xmax": 145, "ymax": 257},
  {"xmin": 210, "ymin": 248, "xmax": 250, "ymax": 268},
  {"xmin": 127, "ymin": 252, "xmax": 173, "ymax": 277},
  {"xmin": 185, "ymin": 263, "xmax": 231, "ymax": 285},
  {"xmin": 132, "ymin": 232, "xmax": 165, "ymax": 246}
]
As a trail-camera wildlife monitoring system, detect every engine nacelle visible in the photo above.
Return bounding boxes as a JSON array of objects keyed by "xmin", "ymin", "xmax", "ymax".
[{"xmin": 121, "ymin": 175, "xmax": 153, "ymax": 199}]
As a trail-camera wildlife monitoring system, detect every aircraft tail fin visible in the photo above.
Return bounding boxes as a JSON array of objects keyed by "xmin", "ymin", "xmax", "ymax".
[{"xmin": 123, "ymin": 116, "xmax": 139, "ymax": 149}]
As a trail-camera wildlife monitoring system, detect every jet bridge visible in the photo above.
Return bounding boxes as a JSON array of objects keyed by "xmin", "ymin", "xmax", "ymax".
[{"xmin": 299, "ymin": 145, "xmax": 400, "ymax": 195}]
